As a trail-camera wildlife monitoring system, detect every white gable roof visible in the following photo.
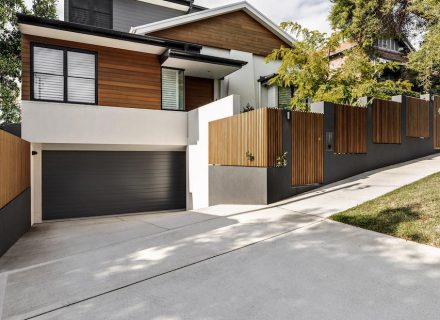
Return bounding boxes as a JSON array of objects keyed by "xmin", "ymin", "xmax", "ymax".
[{"xmin": 130, "ymin": 1, "xmax": 294, "ymax": 45}]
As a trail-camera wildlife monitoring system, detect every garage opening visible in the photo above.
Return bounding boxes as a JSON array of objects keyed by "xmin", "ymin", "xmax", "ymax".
[{"xmin": 42, "ymin": 151, "xmax": 186, "ymax": 220}]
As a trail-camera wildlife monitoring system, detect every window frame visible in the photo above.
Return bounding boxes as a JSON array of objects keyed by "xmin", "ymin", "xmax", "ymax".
[
  {"xmin": 69, "ymin": 0, "xmax": 113, "ymax": 29},
  {"xmin": 161, "ymin": 67, "xmax": 186, "ymax": 112},
  {"xmin": 31, "ymin": 42, "xmax": 98, "ymax": 105}
]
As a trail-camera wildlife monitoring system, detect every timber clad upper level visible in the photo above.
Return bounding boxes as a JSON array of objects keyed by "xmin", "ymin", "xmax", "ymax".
[{"xmin": 150, "ymin": 11, "xmax": 287, "ymax": 56}]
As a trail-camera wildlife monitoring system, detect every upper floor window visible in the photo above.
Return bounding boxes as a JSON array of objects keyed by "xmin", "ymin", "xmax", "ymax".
[
  {"xmin": 32, "ymin": 44, "xmax": 97, "ymax": 104},
  {"xmin": 377, "ymin": 38, "xmax": 400, "ymax": 52},
  {"xmin": 162, "ymin": 68, "xmax": 185, "ymax": 111},
  {"xmin": 69, "ymin": 0, "xmax": 112, "ymax": 29}
]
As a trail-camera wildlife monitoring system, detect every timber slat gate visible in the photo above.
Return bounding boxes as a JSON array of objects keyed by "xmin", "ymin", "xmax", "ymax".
[{"xmin": 291, "ymin": 111, "xmax": 324, "ymax": 186}]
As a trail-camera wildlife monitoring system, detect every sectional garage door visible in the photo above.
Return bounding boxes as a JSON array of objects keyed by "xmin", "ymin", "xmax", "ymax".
[{"xmin": 42, "ymin": 151, "xmax": 186, "ymax": 220}]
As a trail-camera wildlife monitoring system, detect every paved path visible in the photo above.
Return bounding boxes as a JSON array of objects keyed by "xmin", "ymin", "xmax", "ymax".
[{"xmin": 1, "ymin": 154, "xmax": 440, "ymax": 320}]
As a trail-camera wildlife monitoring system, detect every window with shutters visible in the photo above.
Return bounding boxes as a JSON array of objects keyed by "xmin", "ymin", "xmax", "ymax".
[
  {"xmin": 162, "ymin": 68, "xmax": 185, "ymax": 110},
  {"xmin": 69, "ymin": 0, "xmax": 112, "ymax": 29},
  {"xmin": 32, "ymin": 44, "xmax": 97, "ymax": 104},
  {"xmin": 278, "ymin": 86, "xmax": 292, "ymax": 109}
]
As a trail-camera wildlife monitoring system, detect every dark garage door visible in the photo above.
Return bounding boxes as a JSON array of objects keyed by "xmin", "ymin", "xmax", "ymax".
[{"xmin": 42, "ymin": 151, "xmax": 186, "ymax": 220}]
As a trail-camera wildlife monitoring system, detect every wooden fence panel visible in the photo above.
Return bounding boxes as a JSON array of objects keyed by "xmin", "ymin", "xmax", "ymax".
[
  {"xmin": 291, "ymin": 111, "xmax": 324, "ymax": 186},
  {"xmin": 434, "ymin": 96, "xmax": 440, "ymax": 148},
  {"xmin": 334, "ymin": 104, "xmax": 368, "ymax": 154},
  {"xmin": 209, "ymin": 108, "xmax": 283, "ymax": 167},
  {"xmin": 406, "ymin": 97, "xmax": 430, "ymax": 138},
  {"xmin": 0, "ymin": 130, "xmax": 30, "ymax": 209},
  {"xmin": 373, "ymin": 99, "xmax": 402, "ymax": 144}
]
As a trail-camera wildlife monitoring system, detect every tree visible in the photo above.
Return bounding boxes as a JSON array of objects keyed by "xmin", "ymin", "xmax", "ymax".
[
  {"xmin": 266, "ymin": 22, "xmax": 413, "ymax": 110},
  {"xmin": 329, "ymin": 0, "xmax": 440, "ymax": 93},
  {"xmin": 0, "ymin": 0, "xmax": 57, "ymax": 124}
]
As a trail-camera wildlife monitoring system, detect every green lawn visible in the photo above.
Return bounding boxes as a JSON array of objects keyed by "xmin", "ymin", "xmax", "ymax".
[{"xmin": 331, "ymin": 172, "xmax": 440, "ymax": 247}]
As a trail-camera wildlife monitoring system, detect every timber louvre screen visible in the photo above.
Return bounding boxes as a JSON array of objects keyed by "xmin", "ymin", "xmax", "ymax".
[
  {"xmin": 373, "ymin": 99, "xmax": 402, "ymax": 144},
  {"xmin": 433, "ymin": 96, "xmax": 440, "ymax": 148},
  {"xmin": 0, "ymin": 130, "xmax": 30, "ymax": 209},
  {"xmin": 208, "ymin": 108, "xmax": 283, "ymax": 167},
  {"xmin": 334, "ymin": 104, "xmax": 368, "ymax": 154},
  {"xmin": 406, "ymin": 96, "xmax": 430, "ymax": 138},
  {"xmin": 291, "ymin": 111, "xmax": 324, "ymax": 186}
]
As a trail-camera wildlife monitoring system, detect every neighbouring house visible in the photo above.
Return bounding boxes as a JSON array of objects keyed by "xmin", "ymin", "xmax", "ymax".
[
  {"xmin": 328, "ymin": 38, "xmax": 415, "ymax": 79},
  {"xmin": 18, "ymin": 0, "xmax": 294, "ymax": 223}
]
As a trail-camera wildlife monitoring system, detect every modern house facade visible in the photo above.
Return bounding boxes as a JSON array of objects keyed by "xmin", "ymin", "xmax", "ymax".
[{"xmin": 19, "ymin": 0, "xmax": 294, "ymax": 223}]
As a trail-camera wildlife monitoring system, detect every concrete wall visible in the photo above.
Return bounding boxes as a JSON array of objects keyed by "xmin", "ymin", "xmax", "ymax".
[
  {"xmin": 21, "ymin": 101, "xmax": 188, "ymax": 147},
  {"xmin": 0, "ymin": 189, "xmax": 31, "ymax": 256},
  {"xmin": 321, "ymin": 96, "xmax": 436, "ymax": 184},
  {"xmin": 200, "ymin": 47, "xmax": 281, "ymax": 110},
  {"xmin": 187, "ymin": 95, "xmax": 240, "ymax": 210}
]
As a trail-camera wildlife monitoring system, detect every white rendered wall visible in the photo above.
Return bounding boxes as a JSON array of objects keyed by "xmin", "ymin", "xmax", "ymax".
[
  {"xmin": 186, "ymin": 95, "xmax": 241, "ymax": 210},
  {"xmin": 21, "ymin": 101, "xmax": 188, "ymax": 147}
]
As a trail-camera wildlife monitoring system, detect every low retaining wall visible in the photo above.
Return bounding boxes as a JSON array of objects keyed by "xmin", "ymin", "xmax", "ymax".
[
  {"xmin": 321, "ymin": 97, "xmax": 436, "ymax": 184},
  {"xmin": 209, "ymin": 96, "xmax": 438, "ymax": 206},
  {"xmin": 0, "ymin": 189, "xmax": 31, "ymax": 256}
]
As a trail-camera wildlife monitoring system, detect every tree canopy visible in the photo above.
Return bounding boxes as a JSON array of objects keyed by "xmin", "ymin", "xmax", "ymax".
[
  {"xmin": 0, "ymin": 0, "xmax": 57, "ymax": 124},
  {"xmin": 329, "ymin": 0, "xmax": 440, "ymax": 93},
  {"xmin": 266, "ymin": 22, "xmax": 413, "ymax": 110}
]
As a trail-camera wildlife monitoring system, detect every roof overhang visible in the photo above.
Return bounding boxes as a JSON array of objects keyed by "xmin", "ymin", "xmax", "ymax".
[
  {"xmin": 161, "ymin": 49, "xmax": 248, "ymax": 79},
  {"xmin": 131, "ymin": 1, "xmax": 295, "ymax": 46},
  {"xmin": 17, "ymin": 14, "xmax": 202, "ymax": 55}
]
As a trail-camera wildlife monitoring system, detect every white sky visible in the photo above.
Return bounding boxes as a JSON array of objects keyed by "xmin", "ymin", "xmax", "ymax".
[
  {"xmin": 24, "ymin": 0, "xmax": 333, "ymax": 34},
  {"xmin": 196, "ymin": 0, "xmax": 332, "ymax": 34}
]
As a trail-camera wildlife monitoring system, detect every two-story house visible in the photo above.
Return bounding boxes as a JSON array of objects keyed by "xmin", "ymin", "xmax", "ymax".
[{"xmin": 19, "ymin": 0, "xmax": 294, "ymax": 223}]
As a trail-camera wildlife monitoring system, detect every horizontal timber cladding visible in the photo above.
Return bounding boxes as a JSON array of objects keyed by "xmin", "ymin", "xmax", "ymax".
[
  {"xmin": 185, "ymin": 76, "xmax": 214, "ymax": 111},
  {"xmin": 334, "ymin": 104, "xmax": 368, "ymax": 154},
  {"xmin": 372, "ymin": 99, "xmax": 402, "ymax": 144},
  {"xmin": 150, "ymin": 11, "xmax": 287, "ymax": 56},
  {"xmin": 0, "ymin": 130, "xmax": 30, "ymax": 209},
  {"xmin": 21, "ymin": 34, "xmax": 162, "ymax": 109},
  {"xmin": 209, "ymin": 108, "xmax": 283, "ymax": 167},
  {"xmin": 435, "ymin": 96, "xmax": 440, "ymax": 148},
  {"xmin": 406, "ymin": 96, "xmax": 430, "ymax": 138},
  {"xmin": 291, "ymin": 111, "xmax": 324, "ymax": 186},
  {"xmin": 42, "ymin": 151, "xmax": 186, "ymax": 220}
]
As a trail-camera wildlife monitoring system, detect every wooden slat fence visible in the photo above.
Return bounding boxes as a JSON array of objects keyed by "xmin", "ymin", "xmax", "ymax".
[
  {"xmin": 334, "ymin": 104, "xmax": 368, "ymax": 154},
  {"xmin": 209, "ymin": 108, "xmax": 283, "ymax": 167},
  {"xmin": 0, "ymin": 130, "xmax": 30, "ymax": 209},
  {"xmin": 434, "ymin": 96, "xmax": 440, "ymax": 148},
  {"xmin": 372, "ymin": 99, "xmax": 402, "ymax": 144},
  {"xmin": 291, "ymin": 111, "xmax": 324, "ymax": 186},
  {"xmin": 406, "ymin": 97, "xmax": 430, "ymax": 138}
]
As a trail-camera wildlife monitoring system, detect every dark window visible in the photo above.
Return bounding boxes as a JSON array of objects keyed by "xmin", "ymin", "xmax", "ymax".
[
  {"xmin": 69, "ymin": 0, "xmax": 112, "ymax": 29},
  {"xmin": 32, "ymin": 44, "xmax": 97, "ymax": 104}
]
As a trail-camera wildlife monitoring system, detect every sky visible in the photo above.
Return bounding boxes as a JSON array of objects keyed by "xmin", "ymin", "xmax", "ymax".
[{"xmin": 195, "ymin": 0, "xmax": 332, "ymax": 34}]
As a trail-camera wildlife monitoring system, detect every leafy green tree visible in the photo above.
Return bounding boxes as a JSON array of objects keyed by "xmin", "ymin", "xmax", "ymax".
[
  {"xmin": 329, "ymin": 0, "xmax": 440, "ymax": 93},
  {"xmin": 266, "ymin": 23, "xmax": 413, "ymax": 110},
  {"xmin": 0, "ymin": 0, "xmax": 57, "ymax": 124}
]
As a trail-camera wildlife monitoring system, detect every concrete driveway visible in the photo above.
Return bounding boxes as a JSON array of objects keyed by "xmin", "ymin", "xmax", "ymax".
[{"xmin": 1, "ymin": 154, "xmax": 440, "ymax": 320}]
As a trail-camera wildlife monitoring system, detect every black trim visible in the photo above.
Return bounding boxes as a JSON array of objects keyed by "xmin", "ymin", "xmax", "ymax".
[
  {"xmin": 164, "ymin": 0, "xmax": 207, "ymax": 11},
  {"xmin": 161, "ymin": 49, "xmax": 248, "ymax": 68},
  {"xmin": 161, "ymin": 67, "xmax": 186, "ymax": 111},
  {"xmin": 31, "ymin": 42, "xmax": 98, "ymax": 105},
  {"xmin": 258, "ymin": 73, "xmax": 277, "ymax": 84},
  {"xmin": 17, "ymin": 14, "xmax": 202, "ymax": 53}
]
